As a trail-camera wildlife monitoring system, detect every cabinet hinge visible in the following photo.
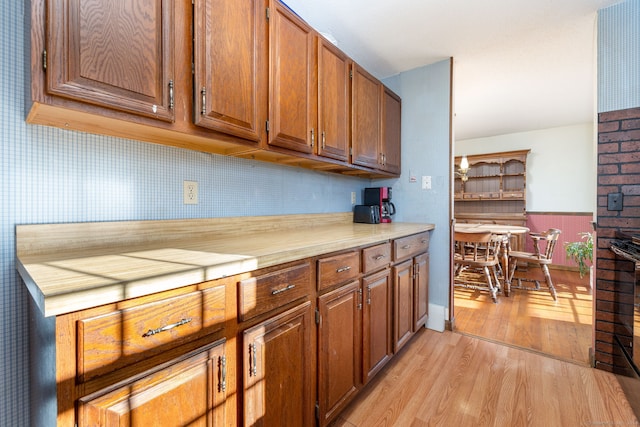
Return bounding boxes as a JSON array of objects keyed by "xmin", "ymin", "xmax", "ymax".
[
  {"xmin": 42, "ymin": 49, "xmax": 47, "ymax": 71},
  {"xmin": 315, "ymin": 307, "xmax": 320, "ymax": 325},
  {"xmin": 349, "ymin": 69, "xmax": 353, "ymax": 79},
  {"xmin": 350, "ymin": 147, "xmax": 353, "ymax": 156},
  {"xmin": 266, "ymin": 7, "xmax": 270, "ymax": 20},
  {"xmin": 265, "ymin": 120, "xmax": 270, "ymax": 133},
  {"xmin": 315, "ymin": 402, "xmax": 320, "ymax": 421}
]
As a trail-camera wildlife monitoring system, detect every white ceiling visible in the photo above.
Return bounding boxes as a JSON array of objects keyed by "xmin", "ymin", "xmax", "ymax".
[{"xmin": 283, "ymin": 0, "xmax": 622, "ymax": 140}]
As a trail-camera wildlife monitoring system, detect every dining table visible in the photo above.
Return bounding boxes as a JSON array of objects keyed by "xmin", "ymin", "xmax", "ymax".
[{"xmin": 454, "ymin": 222, "xmax": 530, "ymax": 296}]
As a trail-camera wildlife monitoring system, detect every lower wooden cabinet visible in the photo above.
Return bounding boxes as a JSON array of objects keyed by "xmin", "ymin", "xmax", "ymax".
[
  {"xmin": 413, "ymin": 252, "xmax": 430, "ymax": 331},
  {"xmin": 392, "ymin": 250, "xmax": 430, "ymax": 353},
  {"xmin": 393, "ymin": 259, "xmax": 415, "ymax": 352},
  {"xmin": 78, "ymin": 339, "xmax": 228, "ymax": 426},
  {"xmin": 362, "ymin": 269, "xmax": 392, "ymax": 383},
  {"xmin": 242, "ymin": 301, "xmax": 315, "ymax": 427},
  {"xmin": 32, "ymin": 232, "xmax": 430, "ymax": 427},
  {"xmin": 317, "ymin": 280, "xmax": 362, "ymax": 426}
]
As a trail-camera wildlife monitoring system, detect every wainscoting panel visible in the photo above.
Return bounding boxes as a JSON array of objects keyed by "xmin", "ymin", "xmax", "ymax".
[{"xmin": 526, "ymin": 212, "xmax": 594, "ymax": 268}]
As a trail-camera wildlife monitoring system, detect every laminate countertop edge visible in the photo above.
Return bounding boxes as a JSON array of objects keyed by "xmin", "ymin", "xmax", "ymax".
[{"xmin": 16, "ymin": 215, "xmax": 435, "ymax": 317}]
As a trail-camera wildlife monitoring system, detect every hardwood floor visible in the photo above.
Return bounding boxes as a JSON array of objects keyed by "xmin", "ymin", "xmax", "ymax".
[
  {"xmin": 332, "ymin": 328, "xmax": 638, "ymax": 426},
  {"xmin": 453, "ymin": 268, "xmax": 593, "ymax": 365}
]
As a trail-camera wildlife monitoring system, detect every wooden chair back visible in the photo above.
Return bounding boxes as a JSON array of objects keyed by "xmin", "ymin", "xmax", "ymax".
[
  {"xmin": 530, "ymin": 228, "xmax": 562, "ymax": 263},
  {"xmin": 454, "ymin": 231, "xmax": 500, "ymax": 264}
]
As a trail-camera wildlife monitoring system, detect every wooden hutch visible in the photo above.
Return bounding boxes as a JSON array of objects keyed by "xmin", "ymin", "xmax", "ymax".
[{"xmin": 454, "ymin": 149, "xmax": 530, "ymax": 250}]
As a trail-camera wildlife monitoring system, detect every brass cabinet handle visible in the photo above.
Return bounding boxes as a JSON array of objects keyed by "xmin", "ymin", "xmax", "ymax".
[
  {"xmin": 336, "ymin": 266, "xmax": 352, "ymax": 273},
  {"xmin": 168, "ymin": 80, "xmax": 174, "ymax": 110},
  {"xmin": 219, "ymin": 355, "xmax": 227, "ymax": 392},
  {"xmin": 200, "ymin": 87, "xmax": 206, "ymax": 115},
  {"xmin": 271, "ymin": 284, "xmax": 295, "ymax": 295},
  {"xmin": 322, "ymin": 131, "xmax": 326, "ymax": 148},
  {"xmin": 250, "ymin": 343, "xmax": 257, "ymax": 377},
  {"xmin": 402, "ymin": 244, "xmax": 411, "ymax": 250},
  {"xmin": 374, "ymin": 254, "xmax": 386, "ymax": 260},
  {"xmin": 142, "ymin": 318, "xmax": 192, "ymax": 337}
]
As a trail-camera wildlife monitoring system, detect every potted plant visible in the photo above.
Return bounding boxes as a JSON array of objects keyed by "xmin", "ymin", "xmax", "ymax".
[{"xmin": 564, "ymin": 232, "xmax": 593, "ymax": 278}]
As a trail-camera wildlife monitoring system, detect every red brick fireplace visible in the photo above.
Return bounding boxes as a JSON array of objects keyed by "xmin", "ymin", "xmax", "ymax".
[{"xmin": 595, "ymin": 106, "xmax": 640, "ymax": 372}]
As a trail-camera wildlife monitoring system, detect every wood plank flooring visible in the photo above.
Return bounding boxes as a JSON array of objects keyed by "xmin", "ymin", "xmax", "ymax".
[
  {"xmin": 453, "ymin": 268, "xmax": 593, "ymax": 365},
  {"xmin": 331, "ymin": 328, "xmax": 638, "ymax": 426}
]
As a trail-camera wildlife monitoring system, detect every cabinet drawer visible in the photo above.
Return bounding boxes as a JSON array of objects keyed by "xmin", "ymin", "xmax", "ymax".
[
  {"xmin": 502, "ymin": 191, "xmax": 524, "ymax": 199},
  {"xmin": 362, "ymin": 242, "xmax": 391, "ymax": 274},
  {"xmin": 317, "ymin": 250, "xmax": 361, "ymax": 292},
  {"xmin": 393, "ymin": 232, "xmax": 430, "ymax": 262},
  {"xmin": 238, "ymin": 263, "xmax": 311, "ymax": 322},
  {"xmin": 77, "ymin": 284, "xmax": 226, "ymax": 382}
]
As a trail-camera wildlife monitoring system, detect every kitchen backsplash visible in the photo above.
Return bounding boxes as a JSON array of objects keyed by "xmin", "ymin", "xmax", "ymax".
[{"xmin": 0, "ymin": 2, "xmax": 368, "ymax": 424}]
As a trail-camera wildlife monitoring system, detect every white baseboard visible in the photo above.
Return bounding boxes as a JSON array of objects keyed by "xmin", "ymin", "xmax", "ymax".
[{"xmin": 425, "ymin": 302, "xmax": 446, "ymax": 332}]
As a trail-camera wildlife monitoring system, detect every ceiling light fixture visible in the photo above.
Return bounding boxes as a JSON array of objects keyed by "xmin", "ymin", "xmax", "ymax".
[{"xmin": 457, "ymin": 155, "xmax": 469, "ymax": 182}]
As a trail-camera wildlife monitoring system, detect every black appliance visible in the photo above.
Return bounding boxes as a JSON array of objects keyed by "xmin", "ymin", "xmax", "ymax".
[
  {"xmin": 353, "ymin": 205, "xmax": 380, "ymax": 224},
  {"xmin": 364, "ymin": 187, "xmax": 395, "ymax": 223},
  {"xmin": 609, "ymin": 234, "xmax": 640, "ymax": 419}
]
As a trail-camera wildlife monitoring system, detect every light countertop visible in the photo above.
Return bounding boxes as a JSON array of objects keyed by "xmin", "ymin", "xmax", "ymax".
[{"xmin": 17, "ymin": 213, "xmax": 434, "ymax": 317}]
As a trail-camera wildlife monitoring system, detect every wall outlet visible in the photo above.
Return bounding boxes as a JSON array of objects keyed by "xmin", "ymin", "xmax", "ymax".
[
  {"xmin": 184, "ymin": 180, "xmax": 199, "ymax": 204},
  {"xmin": 351, "ymin": 191, "xmax": 357, "ymax": 204}
]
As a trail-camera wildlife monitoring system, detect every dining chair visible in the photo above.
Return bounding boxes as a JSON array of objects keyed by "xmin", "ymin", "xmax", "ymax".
[
  {"xmin": 454, "ymin": 231, "xmax": 502, "ymax": 303},
  {"xmin": 507, "ymin": 228, "xmax": 562, "ymax": 300}
]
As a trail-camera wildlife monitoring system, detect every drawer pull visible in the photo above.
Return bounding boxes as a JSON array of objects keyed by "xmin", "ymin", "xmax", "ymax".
[
  {"xmin": 142, "ymin": 318, "xmax": 192, "ymax": 338},
  {"xmin": 271, "ymin": 284, "xmax": 296, "ymax": 295},
  {"xmin": 402, "ymin": 244, "xmax": 412, "ymax": 250},
  {"xmin": 421, "ymin": 239, "xmax": 428, "ymax": 244},
  {"xmin": 336, "ymin": 266, "xmax": 352, "ymax": 273},
  {"xmin": 374, "ymin": 255, "xmax": 386, "ymax": 260}
]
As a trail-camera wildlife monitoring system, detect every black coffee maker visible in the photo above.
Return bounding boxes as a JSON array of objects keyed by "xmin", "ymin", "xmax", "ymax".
[{"xmin": 364, "ymin": 187, "xmax": 396, "ymax": 223}]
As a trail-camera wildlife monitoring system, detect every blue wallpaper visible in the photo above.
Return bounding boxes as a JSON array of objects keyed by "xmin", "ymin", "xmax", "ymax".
[
  {"xmin": 598, "ymin": 0, "xmax": 640, "ymax": 112},
  {"xmin": 1, "ymin": 1, "xmax": 368, "ymax": 424}
]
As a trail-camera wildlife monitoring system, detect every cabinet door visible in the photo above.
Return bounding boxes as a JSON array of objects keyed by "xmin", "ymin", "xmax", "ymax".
[
  {"xmin": 78, "ymin": 339, "xmax": 227, "ymax": 426},
  {"xmin": 243, "ymin": 301, "xmax": 314, "ymax": 427},
  {"xmin": 413, "ymin": 253, "xmax": 429, "ymax": 330},
  {"xmin": 381, "ymin": 86, "xmax": 401, "ymax": 174},
  {"xmin": 362, "ymin": 269, "xmax": 392, "ymax": 384},
  {"xmin": 47, "ymin": 0, "xmax": 175, "ymax": 121},
  {"xmin": 393, "ymin": 259, "xmax": 414, "ymax": 352},
  {"xmin": 268, "ymin": 1, "xmax": 316, "ymax": 154},
  {"xmin": 317, "ymin": 37, "xmax": 350, "ymax": 161},
  {"xmin": 351, "ymin": 63, "xmax": 381, "ymax": 169},
  {"xmin": 317, "ymin": 280, "xmax": 362, "ymax": 426},
  {"xmin": 193, "ymin": 0, "xmax": 267, "ymax": 143}
]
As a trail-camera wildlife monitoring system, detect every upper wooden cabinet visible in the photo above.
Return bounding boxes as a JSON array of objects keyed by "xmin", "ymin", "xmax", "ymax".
[
  {"xmin": 351, "ymin": 63, "xmax": 381, "ymax": 169},
  {"xmin": 267, "ymin": 1, "xmax": 317, "ymax": 154},
  {"xmin": 45, "ymin": 0, "xmax": 175, "ymax": 122},
  {"xmin": 381, "ymin": 87, "xmax": 402, "ymax": 174},
  {"xmin": 193, "ymin": 0, "xmax": 268, "ymax": 144},
  {"xmin": 317, "ymin": 37, "xmax": 351, "ymax": 162},
  {"xmin": 28, "ymin": 0, "xmax": 401, "ymax": 178},
  {"xmin": 352, "ymin": 64, "xmax": 401, "ymax": 174}
]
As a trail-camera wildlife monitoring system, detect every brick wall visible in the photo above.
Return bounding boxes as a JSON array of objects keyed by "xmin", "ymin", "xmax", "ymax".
[{"xmin": 595, "ymin": 107, "xmax": 640, "ymax": 373}]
